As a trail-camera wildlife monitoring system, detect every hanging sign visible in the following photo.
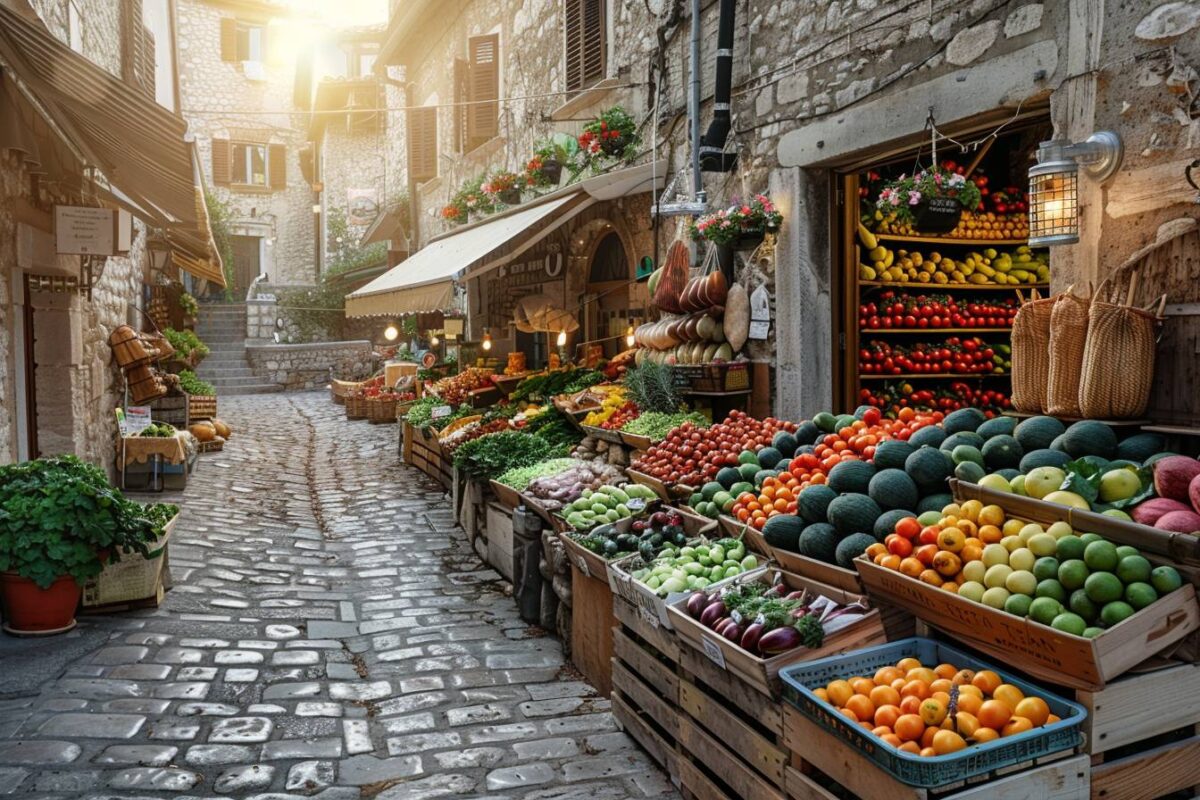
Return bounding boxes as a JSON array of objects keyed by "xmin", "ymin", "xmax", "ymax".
[
  {"xmin": 749, "ymin": 285, "xmax": 771, "ymax": 340},
  {"xmin": 55, "ymin": 206, "xmax": 129, "ymax": 256}
]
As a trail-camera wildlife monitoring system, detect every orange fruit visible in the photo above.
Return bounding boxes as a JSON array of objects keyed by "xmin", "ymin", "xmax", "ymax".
[
  {"xmin": 955, "ymin": 520, "xmax": 978, "ymax": 539},
  {"xmin": 941, "ymin": 581, "xmax": 960, "ymax": 593},
  {"xmin": 839, "ymin": 707, "xmax": 859, "ymax": 723},
  {"xmin": 1047, "ymin": 713, "xmax": 1062, "ymax": 725},
  {"xmin": 933, "ymin": 663, "xmax": 958, "ymax": 680},
  {"xmin": 894, "ymin": 714, "xmax": 925, "ymax": 742},
  {"xmin": 874, "ymin": 666, "xmax": 902, "ymax": 686},
  {"xmin": 860, "ymin": 721, "xmax": 876, "ymax": 732},
  {"xmin": 954, "ymin": 711, "xmax": 980, "ymax": 738},
  {"xmin": 880, "ymin": 554, "xmax": 902, "ymax": 571},
  {"xmin": 929, "ymin": 679, "xmax": 953, "ymax": 695},
  {"xmin": 881, "ymin": 733, "xmax": 903, "ymax": 748},
  {"xmin": 1002, "ymin": 716, "xmax": 1034, "ymax": 737},
  {"xmin": 871, "ymin": 725, "xmax": 892, "ymax": 737},
  {"xmin": 956, "ymin": 692, "xmax": 982, "ymax": 716},
  {"xmin": 919, "ymin": 698, "xmax": 947, "ymax": 727},
  {"xmin": 813, "ymin": 688, "xmax": 829, "ymax": 702},
  {"xmin": 846, "ymin": 694, "xmax": 875, "ymax": 723},
  {"xmin": 827, "ymin": 679, "xmax": 855, "ymax": 707},
  {"xmin": 899, "ymin": 557, "xmax": 924, "ymax": 577},
  {"xmin": 906, "ymin": 667, "xmax": 937, "ymax": 685},
  {"xmin": 930, "ymin": 691, "xmax": 951, "ymax": 708},
  {"xmin": 977, "ymin": 699, "xmax": 1012, "ymax": 730},
  {"xmin": 1014, "ymin": 697, "xmax": 1050, "ymax": 727},
  {"xmin": 936, "ymin": 528, "xmax": 966, "ymax": 553},
  {"xmin": 851, "ymin": 677, "xmax": 876, "ymax": 696},
  {"xmin": 952, "ymin": 669, "xmax": 976, "ymax": 687},
  {"xmin": 890, "ymin": 677, "xmax": 908, "ymax": 693},
  {"xmin": 918, "ymin": 568, "xmax": 944, "ymax": 587},
  {"xmin": 919, "ymin": 746, "xmax": 937, "ymax": 758},
  {"xmin": 870, "ymin": 685, "xmax": 901, "ymax": 709},
  {"xmin": 874, "ymin": 704, "xmax": 902, "ymax": 729},
  {"xmin": 900, "ymin": 695, "xmax": 923, "ymax": 715},
  {"xmin": 932, "ymin": 551, "xmax": 962, "ymax": 577},
  {"xmin": 960, "ymin": 544, "xmax": 983, "ymax": 563},
  {"xmin": 866, "ymin": 543, "xmax": 887, "ymax": 560},
  {"xmin": 978, "ymin": 524, "xmax": 1003, "ymax": 544},
  {"xmin": 932, "ymin": 729, "xmax": 968, "ymax": 754},
  {"xmin": 898, "ymin": 740, "xmax": 921, "ymax": 754},
  {"xmin": 972, "ymin": 727, "xmax": 999, "ymax": 743},
  {"xmin": 900, "ymin": 680, "xmax": 931, "ymax": 701},
  {"xmin": 993, "ymin": 684, "xmax": 1025, "ymax": 712},
  {"xmin": 957, "ymin": 684, "xmax": 983, "ymax": 700},
  {"xmin": 920, "ymin": 726, "xmax": 939, "ymax": 749},
  {"xmin": 972, "ymin": 670, "xmax": 1002, "ymax": 695},
  {"xmin": 896, "ymin": 657, "xmax": 923, "ymax": 673}
]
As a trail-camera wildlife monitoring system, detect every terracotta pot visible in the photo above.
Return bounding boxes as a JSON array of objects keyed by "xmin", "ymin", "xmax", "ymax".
[{"xmin": 0, "ymin": 573, "xmax": 81, "ymax": 634}]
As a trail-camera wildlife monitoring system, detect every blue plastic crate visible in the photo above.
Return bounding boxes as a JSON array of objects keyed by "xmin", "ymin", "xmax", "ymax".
[{"xmin": 779, "ymin": 637, "xmax": 1086, "ymax": 789}]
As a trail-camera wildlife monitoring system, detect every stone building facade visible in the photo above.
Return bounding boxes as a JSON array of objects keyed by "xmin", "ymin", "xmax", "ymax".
[
  {"xmin": 0, "ymin": 1, "xmax": 167, "ymax": 470},
  {"xmin": 177, "ymin": 0, "xmax": 316, "ymax": 292},
  {"xmin": 378, "ymin": 0, "xmax": 1199, "ymax": 420}
]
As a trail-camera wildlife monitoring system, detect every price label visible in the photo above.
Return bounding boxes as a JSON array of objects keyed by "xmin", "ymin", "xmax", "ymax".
[
  {"xmin": 748, "ymin": 320, "xmax": 770, "ymax": 340},
  {"xmin": 122, "ymin": 406, "xmax": 152, "ymax": 436},
  {"xmin": 701, "ymin": 635, "xmax": 727, "ymax": 669},
  {"xmin": 431, "ymin": 405, "xmax": 453, "ymax": 420}
]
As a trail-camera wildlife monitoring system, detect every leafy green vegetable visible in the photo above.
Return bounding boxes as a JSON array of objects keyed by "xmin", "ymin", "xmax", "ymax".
[
  {"xmin": 403, "ymin": 398, "xmax": 472, "ymax": 430},
  {"xmin": 622, "ymin": 362, "xmax": 682, "ymax": 413},
  {"xmin": 509, "ymin": 368, "xmax": 604, "ymax": 405},
  {"xmin": 163, "ymin": 328, "xmax": 210, "ymax": 360},
  {"xmin": 178, "ymin": 370, "xmax": 215, "ymax": 396},
  {"xmin": 1064, "ymin": 459, "xmax": 1155, "ymax": 509},
  {"xmin": 496, "ymin": 458, "xmax": 581, "ymax": 489},
  {"xmin": 452, "ymin": 431, "xmax": 557, "ymax": 480},
  {"xmin": 621, "ymin": 411, "xmax": 707, "ymax": 441}
]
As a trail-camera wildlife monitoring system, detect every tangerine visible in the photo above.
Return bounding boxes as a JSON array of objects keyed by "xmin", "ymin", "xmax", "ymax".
[
  {"xmin": 918, "ymin": 568, "xmax": 944, "ymax": 586},
  {"xmin": 900, "ymin": 695, "xmax": 923, "ymax": 715},
  {"xmin": 920, "ymin": 726, "xmax": 939, "ymax": 749},
  {"xmin": 951, "ymin": 669, "xmax": 975, "ymax": 686},
  {"xmin": 900, "ymin": 680, "xmax": 931, "ymax": 700},
  {"xmin": 899, "ymin": 557, "xmax": 924, "ymax": 577},
  {"xmin": 933, "ymin": 663, "xmax": 958, "ymax": 680},
  {"xmin": 919, "ymin": 698, "xmax": 947, "ymax": 726},
  {"xmin": 827, "ymin": 679, "xmax": 855, "ymax": 707},
  {"xmin": 956, "ymin": 692, "xmax": 982, "ymax": 716},
  {"xmin": 874, "ymin": 704, "xmax": 902, "ymax": 729},
  {"xmin": 972, "ymin": 670, "xmax": 1002, "ymax": 695},
  {"xmin": 898, "ymin": 741, "xmax": 921, "ymax": 754},
  {"xmin": 954, "ymin": 711, "xmax": 980, "ymax": 738},
  {"xmin": 1047, "ymin": 714, "xmax": 1062, "ymax": 725},
  {"xmin": 881, "ymin": 733, "xmax": 903, "ymax": 748},
  {"xmin": 957, "ymin": 684, "xmax": 983, "ymax": 700},
  {"xmin": 977, "ymin": 699, "xmax": 1012, "ymax": 730},
  {"xmin": 929, "ymin": 679, "xmax": 953, "ymax": 695},
  {"xmin": 1014, "ymin": 697, "xmax": 1050, "ymax": 727},
  {"xmin": 869, "ymin": 686, "xmax": 900, "ymax": 709},
  {"xmin": 919, "ymin": 746, "xmax": 937, "ymax": 758},
  {"xmin": 845, "ymin": 695, "xmax": 875, "ymax": 723},
  {"xmin": 906, "ymin": 667, "xmax": 937, "ymax": 685},
  {"xmin": 839, "ymin": 707, "xmax": 859, "ymax": 723},
  {"xmin": 972, "ymin": 727, "xmax": 1000, "ymax": 743},
  {"xmin": 932, "ymin": 729, "xmax": 968, "ymax": 754},
  {"xmin": 874, "ymin": 666, "xmax": 903, "ymax": 686},
  {"xmin": 894, "ymin": 714, "xmax": 925, "ymax": 742},
  {"xmin": 896, "ymin": 657, "xmax": 923, "ymax": 673},
  {"xmin": 1001, "ymin": 716, "xmax": 1034, "ymax": 737},
  {"xmin": 992, "ymin": 684, "xmax": 1025, "ymax": 712},
  {"xmin": 850, "ymin": 677, "xmax": 875, "ymax": 696}
]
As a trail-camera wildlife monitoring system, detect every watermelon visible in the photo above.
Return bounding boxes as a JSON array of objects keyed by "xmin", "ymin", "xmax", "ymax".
[
  {"xmin": 868, "ymin": 469, "xmax": 919, "ymax": 511},
  {"xmin": 905, "ymin": 446, "xmax": 952, "ymax": 495},
  {"xmin": 798, "ymin": 485, "xmax": 837, "ymax": 524},
  {"xmin": 836, "ymin": 533, "xmax": 878, "ymax": 569},
  {"xmin": 827, "ymin": 493, "xmax": 882, "ymax": 537},
  {"xmin": 981, "ymin": 435, "xmax": 1023, "ymax": 470},
  {"xmin": 908, "ymin": 426, "xmax": 946, "ymax": 449},
  {"xmin": 977, "ymin": 416, "xmax": 1018, "ymax": 439},
  {"xmin": 942, "ymin": 407, "xmax": 986, "ymax": 434},
  {"xmin": 797, "ymin": 523, "xmax": 839, "ymax": 563},
  {"xmin": 762, "ymin": 515, "xmax": 804, "ymax": 551},
  {"xmin": 1015, "ymin": 416, "xmax": 1066, "ymax": 452},
  {"xmin": 1059, "ymin": 420, "xmax": 1118, "ymax": 459},
  {"xmin": 827, "ymin": 460, "xmax": 876, "ymax": 494},
  {"xmin": 873, "ymin": 440, "xmax": 916, "ymax": 471}
]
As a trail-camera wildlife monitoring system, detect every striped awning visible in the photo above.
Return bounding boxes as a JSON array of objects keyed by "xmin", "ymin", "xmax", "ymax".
[{"xmin": 0, "ymin": 2, "xmax": 224, "ymax": 285}]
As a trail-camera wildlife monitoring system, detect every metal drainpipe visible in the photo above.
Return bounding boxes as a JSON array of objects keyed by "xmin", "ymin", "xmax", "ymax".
[{"xmin": 689, "ymin": 0, "xmax": 703, "ymax": 202}]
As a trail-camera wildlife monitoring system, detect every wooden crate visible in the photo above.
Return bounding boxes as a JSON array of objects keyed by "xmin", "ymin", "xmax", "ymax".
[
  {"xmin": 783, "ymin": 706, "xmax": 1091, "ymax": 800},
  {"xmin": 666, "ymin": 569, "xmax": 888, "ymax": 697},
  {"xmin": 581, "ymin": 423, "xmax": 625, "ymax": 444},
  {"xmin": 560, "ymin": 511, "xmax": 718, "ymax": 588},
  {"xmin": 187, "ymin": 394, "xmax": 217, "ymax": 421},
  {"xmin": 771, "ymin": 547, "xmax": 864, "ymax": 594},
  {"xmin": 570, "ymin": 562, "xmax": 616, "ymax": 697},
  {"xmin": 486, "ymin": 502, "xmax": 515, "ymax": 581},
  {"xmin": 856, "ymin": 556, "xmax": 1200, "ymax": 691},
  {"xmin": 489, "ymin": 479, "xmax": 523, "ymax": 510},
  {"xmin": 407, "ymin": 425, "xmax": 451, "ymax": 490},
  {"xmin": 620, "ymin": 431, "xmax": 654, "ymax": 451}
]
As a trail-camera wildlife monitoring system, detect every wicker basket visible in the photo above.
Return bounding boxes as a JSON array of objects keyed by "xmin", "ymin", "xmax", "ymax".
[
  {"xmin": 345, "ymin": 395, "xmax": 368, "ymax": 420},
  {"xmin": 1079, "ymin": 279, "xmax": 1165, "ymax": 419},
  {"xmin": 81, "ymin": 514, "xmax": 176, "ymax": 609},
  {"xmin": 331, "ymin": 379, "xmax": 360, "ymax": 404},
  {"xmin": 128, "ymin": 364, "xmax": 168, "ymax": 404},
  {"xmin": 1009, "ymin": 289, "xmax": 1055, "ymax": 414},
  {"xmin": 366, "ymin": 396, "xmax": 399, "ymax": 424},
  {"xmin": 1046, "ymin": 285, "xmax": 1091, "ymax": 418},
  {"xmin": 109, "ymin": 325, "xmax": 151, "ymax": 368}
]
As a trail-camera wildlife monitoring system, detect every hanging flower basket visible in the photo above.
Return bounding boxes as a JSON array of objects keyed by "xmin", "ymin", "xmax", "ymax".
[
  {"xmin": 497, "ymin": 188, "xmax": 521, "ymax": 206},
  {"xmin": 876, "ymin": 166, "xmax": 980, "ymax": 235},
  {"xmin": 540, "ymin": 157, "xmax": 562, "ymax": 184},
  {"xmin": 913, "ymin": 195, "xmax": 963, "ymax": 234}
]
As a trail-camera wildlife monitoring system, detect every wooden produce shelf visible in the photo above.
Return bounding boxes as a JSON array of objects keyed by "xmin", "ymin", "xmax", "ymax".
[
  {"xmin": 874, "ymin": 233, "xmax": 1031, "ymax": 246},
  {"xmin": 860, "ymin": 372, "xmax": 1010, "ymax": 380},
  {"xmin": 1003, "ymin": 411, "xmax": 1150, "ymax": 427},
  {"xmin": 570, "ymin": 560, "xmax": 617, "ymax": 697},
  {"xmin": 860, "ymin": 281, "xmax": 1047, "ymax": 291},
  {"xmin": 861, "ymin": 328, "xmax": 1013, "ymax": 334}
]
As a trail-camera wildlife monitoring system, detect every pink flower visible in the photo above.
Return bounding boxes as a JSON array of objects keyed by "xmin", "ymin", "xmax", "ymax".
[
  {"xmin": 741, "ymin": 205, "xmax": 751, "ymax": 215},
  {"xmin": 908, "ymin": 190, "xmax": 922, "ymax": 205}
]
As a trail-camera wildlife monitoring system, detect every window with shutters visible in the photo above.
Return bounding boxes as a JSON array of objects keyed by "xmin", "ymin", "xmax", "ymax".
[
  {"xmin": 221, "ymin": 18, "xmax": 265, "ymax": 63},
  {"xmin": 564, "ymin": 0, "xmax": 606, "ymax": 93},
  {"xmin": 466, "ymin": 34, "xmax": 499, "ymax": 150},
  {"xmin": 407, "ymin": 106, "xmax": 438, "ymax": 184},
  {"xmin": 215, "ymin": 141, "xmax": 287, "ymax": 191},
  {"xmin": 232, "ymin": 143, "xmax": 269, "ymax": 186}
]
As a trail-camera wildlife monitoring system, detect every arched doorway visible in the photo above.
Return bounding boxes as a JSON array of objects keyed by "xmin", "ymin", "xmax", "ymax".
[{"xmin": 586, "ymin": 231, "xmax": 634, "ymax": 356}]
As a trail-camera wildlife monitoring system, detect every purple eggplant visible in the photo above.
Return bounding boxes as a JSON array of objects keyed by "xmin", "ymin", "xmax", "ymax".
[
  {"xmin": 700, "ymin": 600, "xmax": 727, "ymax": 628},
  {"xmin": 686, "ymin": 591, "xmax": 709, "ymax": 619},
  {"xmin": 722, "ymin": 622, "xmax": 742, "ymax": 642},
  {"xmin": 714, "ymin": 617, "xmax": 738, "ymax": 638},
  {"xmin": 758, "ymin": 625, "xmax": 802, "ymax": 655},
  {"xmin": 739, "ymin": 622, "xmax": 765, "ymax": 654}
]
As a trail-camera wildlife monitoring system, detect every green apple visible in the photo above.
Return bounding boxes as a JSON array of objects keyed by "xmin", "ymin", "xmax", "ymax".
[
  {"xmin": 961, "ymin": 560, "xmax": 987, "ymax": 584},
  {"xmin": 958, "ymin": 581, "xmax": 986, "ymax": 603},
  {"xmin": 985, "ymin": 563, "xmax": 1014, "ymax": 589},
  {"xmin": 982, "ymin": 586, "xmax": 1011, "ymax": 609},
  {"xmin": 1098, "ymin": 469, "xmax": 1141, "ymax": 503},
  {"xmin": 1044, "ymin": 490, "xmax": 1091, "ymax": 511},
  {"xmin": 1025, "ymin": 466, "xmax": 1067, "ymax": 499},
  {"xmin": 982, "ymin": 544, "xmax": 1010, "ymax": 568}
]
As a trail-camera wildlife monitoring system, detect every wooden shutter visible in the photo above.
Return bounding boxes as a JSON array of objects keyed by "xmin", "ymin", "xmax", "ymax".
[
  {"xmin": 211, "ymin": 138, "xmax": 231, "ymax": 186},
  {"xmin": 136, "ymin": 25, "xmax": 156, "ymax": 99},
  {"xmin": 268, "ymin": 144, "xmax": 287, "ymax": 190},
  {"xmin": 564, "ymin": 0, "xmax": 605, "ymax": 92},
  {"xmin": 467, "ymin": 34, "xmax": 499, "ymax": 148},
  {"xmin": 220, "ymin": 18, "xmax": 238, "ymax": 61},
  {"xmin": 407, "ymin": 106, "xmax": 438, "ymax": 183},
  {"xmin": 453, "ymin": 57, "xmax": 469, "ymax": 153}
]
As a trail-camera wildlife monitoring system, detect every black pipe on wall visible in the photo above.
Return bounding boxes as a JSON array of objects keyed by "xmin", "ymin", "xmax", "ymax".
[{"xmin": 699, "ymin": 0, "xmax": 737, "ymax": 172}]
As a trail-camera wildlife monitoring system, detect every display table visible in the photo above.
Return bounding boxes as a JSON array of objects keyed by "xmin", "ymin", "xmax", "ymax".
[{"xmin": 120, "ymin": 434, "xmax": 188, "ymax": 492}]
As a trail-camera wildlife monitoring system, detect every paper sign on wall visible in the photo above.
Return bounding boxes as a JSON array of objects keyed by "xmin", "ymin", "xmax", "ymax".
[
  {"xmin": 749, "ymin": 285, "xmax": 771, "ymax": 340},
  {"xmin": 121, "ymin": 406, "xmax": 152, "ymax": 436}
]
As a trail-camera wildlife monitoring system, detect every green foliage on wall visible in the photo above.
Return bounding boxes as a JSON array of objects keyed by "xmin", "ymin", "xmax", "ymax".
[{"xmin": 204, "ymin": 190, "xmax": 237, "ymax": 301}]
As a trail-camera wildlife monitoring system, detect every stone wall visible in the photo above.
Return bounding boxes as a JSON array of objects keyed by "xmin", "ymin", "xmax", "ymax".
[
  {"xmin": 177, "ymin": 0, "xmax": 317, "ymax": 288},
  {"xmin": 245, "ymin": 340, "xmax": 375, "ymax": 389}
]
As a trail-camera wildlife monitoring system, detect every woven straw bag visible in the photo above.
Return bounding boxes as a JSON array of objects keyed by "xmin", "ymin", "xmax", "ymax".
[
  {"xmin": 1009, "ymin": 289, "xmax": 1055, "ymax": 413},
  {"xmin": 1078, "ymin": 275, "xmax": 1165, "ymax": 419},
  {"xmin": 1046, "ymin": 284, "xmax": 1091, "ymax": 418}
]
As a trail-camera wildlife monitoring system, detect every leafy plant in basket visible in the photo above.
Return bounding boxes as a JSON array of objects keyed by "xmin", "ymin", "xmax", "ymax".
[
  {"xmin": 576, "ymin": 107, "xmax": 639, "ymax": 171},
  {"xmin": 481, "ymin": 170, "xmax": 522, "ymax": 205},
  {"xmin": 525, "ymin": 134, "xmax": 576, "ymax": 187},
  {"xmin": 876, "ymin": 166, "xmax": 982, "ymax": 234}
]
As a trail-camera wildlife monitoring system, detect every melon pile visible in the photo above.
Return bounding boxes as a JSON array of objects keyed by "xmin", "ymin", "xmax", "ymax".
[{"xmin": 1137, "ymin": 456, "xmax": 1200, "ymax": 533}]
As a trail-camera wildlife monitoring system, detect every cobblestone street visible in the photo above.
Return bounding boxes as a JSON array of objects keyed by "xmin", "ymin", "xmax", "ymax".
[{"xmin": 0, "ymin": 393, "xmax": 675, "ymax": 799}]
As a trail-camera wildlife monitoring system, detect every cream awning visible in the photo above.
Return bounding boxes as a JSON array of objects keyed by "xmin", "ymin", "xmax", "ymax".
[
  {"xmin": 346, "ymin": 192, "xmax": 591, "ymax": 318},
  {"xmin": 345, "ymin": 161, "xmax": 666, "ymax": 318}
]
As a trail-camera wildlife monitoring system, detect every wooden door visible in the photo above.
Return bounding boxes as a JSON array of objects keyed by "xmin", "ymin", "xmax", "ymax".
[{"xmin": 230, "ymin": 235, "xmax": 261, "ymax": 293}]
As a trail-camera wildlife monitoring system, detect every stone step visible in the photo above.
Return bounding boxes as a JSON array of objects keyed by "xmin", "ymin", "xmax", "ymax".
[
  {"xmin": 217, "ymin": 384, "xmax": 285, "ymax": 396},
  {"xmin": 200, "ymin": 357, "xmax": 250, "ymax": 366},
  {"xmin": 198, "ymin": 336, "xmax": 249, "ymax": 345},
  {"xmin": 208, "ymin": 376, "xmax": 279, "ymax": 388},
  {"xmin": 197, "ymin": 368, "xmax": 256, "ymax": 378}
]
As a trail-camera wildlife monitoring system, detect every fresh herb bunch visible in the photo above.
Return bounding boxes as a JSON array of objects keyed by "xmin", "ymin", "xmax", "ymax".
[
  {"xmin": 403, "ymin": 398, "xmax": 472, "ymax": 430},
  {"xmin": 452, "ymin": 431, "xmax": 556, "ymax": 480},
  {"xmin": 164, "ymin": 329, "xmax": 210, "ymax": 361},
  {"xmin": 496, "ymin": 458, "xmax": 581, "ymax": 490},
  {"xmin": 622, "ymin": 362, "xmax": 682, "ymax": 414},
  {"xmin": 178, "ymin": 370, "xmax": 216, "ymax": 396},
  {"xmin": 0, "ymin": 456, "xmax": 178, "ymax": 587},
  {"xmin": 526, "ymin": 407, "xmax": 584, "ymax": 452},
  {"xmin": 621, "ymin": 411, "xmax": 707, "ymax": 440},
  {"xmin": 510, "ymin": 368, "xmax": 604, "ymax": 405}
]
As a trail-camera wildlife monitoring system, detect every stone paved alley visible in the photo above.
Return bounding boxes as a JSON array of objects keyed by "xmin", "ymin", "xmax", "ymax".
[{"xmin": 0, "ymin": 393, "xmax": 676, "ymax": 799}]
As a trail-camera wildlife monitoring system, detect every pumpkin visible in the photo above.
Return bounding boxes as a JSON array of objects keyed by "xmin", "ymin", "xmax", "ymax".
[
  {"xmin": 189, "ymin": 422, "xmax": 216, "ymax": 442},
  {"xmin": 211, "ymin": 419, "xmax": 232, "ymax": 439}
]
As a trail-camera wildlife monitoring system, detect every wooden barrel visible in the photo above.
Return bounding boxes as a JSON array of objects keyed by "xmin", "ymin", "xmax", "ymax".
[
  {"xmin": 128, "ymin": 365, "xmax": 166, "ymax": 404},
  {"xmin": 109, "ymin": 325, "xmax": 151, "ymax": 368}
]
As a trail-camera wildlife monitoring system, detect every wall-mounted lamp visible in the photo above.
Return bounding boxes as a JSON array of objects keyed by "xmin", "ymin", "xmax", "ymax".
[
  {"xmin": 384, "ymin": 324, "xmax": 399, "ymax": 341},
  {"xmin": 625, "ymin": 325, "xmax": 636, "ymax": 348},
  {"xmin": 312, "ymin": 203, "xmax": 322, "ymax": 214},
  {"xmin": 1027, "ymin": 131, "xmax": 1122, "ymax": 247},
  {"xmin": 556, "ymin": 330, "xmax": 567, "ymax": 347},
  {"xmin": 146, "ymin": 232, "xmax": 172, "ymax": 273},
  {"xmin": 481, "ymin": 330, "xmax": 492, "ymax": 351},
  {"xmin": 430, "ymin": 334, "xmax": 440, "ymax": 346}
]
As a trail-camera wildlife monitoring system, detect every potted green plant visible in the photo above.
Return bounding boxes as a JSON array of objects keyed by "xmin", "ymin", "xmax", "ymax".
[
  {"xmin": 526, "ymin": 134, "xmax": 578, "ymax": 187},
  {"xmin": 876, "ymin": 166, "xmax": 981, "ymax": 234},
  {"xmin": 576, "ymin": 107, "xmax": 640, "ymax": 172},
  {"xmin": 482, "ymin": 170, "xmax": 522, "ymax": 206},
  {"xmin": 0, "ymin": 456, "xmax": 176, "ymax": 634}
]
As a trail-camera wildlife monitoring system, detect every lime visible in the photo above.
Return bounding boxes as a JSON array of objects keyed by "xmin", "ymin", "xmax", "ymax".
[
  {"xmin": 1027, "ymin": 533, "xmax": 1058, "ymax": 558},
  {"xmin": 1068, "ymin": 589, "xmax": 1099, "ymax": 623},
  {"xmin": 1114, "ymin": 545, "xmax": 1139, "ymax": 560},
  {"xmin": 1009, "ymin": 548, "xmax": 1036, "ymax": 572},
  {"xmin": 961, "ymin": 560, "xmax": 987, "ymax": 584},
  {"xmin": 958, "ymin": 581, "xmax": 986, "ymax": 603},
  {"xmin": 1151, "ymin": 565, "xmax": 1183, "ymax": 594},
  {"xmin": 1029, "ymin": 596, "xmax": 1064, "ymax": 625},
  {"xmin": 981, "ymin": 586, "xmax": 1011, "ymax": 610},
  {"xmin": 1056, "ymin": 536, "xmax": 1087, "ymax": 562},
  {"xmin": 1079, "ymin": 532, "xmax": 1104, "ymax": 546},
  {"xmin": 1033, "ymin": 556, "xmax": 1061, "ymax": 582},
  {"xmin": 1116, "ymin": 555, "xmax": 1152, "ymax": 584},
  {"xmin": 1057, "ymin": 560, "xmax": 1090, "ymax": 591},
  {"xmin": 1004, "ymin": 593, "xmax": 1033, "ymax": 617},
  {"xmin": 1036, "ymin": 579, "xmax": 1068, "ymax": 604},
  {"xmin": 1051, "ymin": 612, "xmax": 1088, "ymax": 636},
  {"xmin": 1006, "ymin": 570, "xmax": 1038, "ymax": 596},
  {"xmin": 1085, "ymin": 572, "xmax": 1124, "ymax": 604},
  {"xmin": 1124, "ymin": 582, "xmax": 1158, "ymax": 610},
  {"xmin": 982, "ymin": 544, "xmax": 1010, "ymax": 568},
  {"xmin": 1082, "ymin": 626, "xmax": 1104, "ymax": 639},
  {"xmin": 1084, "ymin": 541, "xmax": 1120, "ymax": 572},
  {"xmin": 984, "ymin": 564, "xmax": 1014, "ymax": 589},
  {"xmin": 918, "ymin": 510, "xmax": 943, "ymax": 527},
  {"xmin": 1100, "ymin": 600, "xmax": 1136, "ymax": 627}
]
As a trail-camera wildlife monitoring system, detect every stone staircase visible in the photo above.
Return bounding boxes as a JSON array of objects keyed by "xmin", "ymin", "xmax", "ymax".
[{"xmin": 195, "ymin": 304, "xmax": 283, "ymax": 396}]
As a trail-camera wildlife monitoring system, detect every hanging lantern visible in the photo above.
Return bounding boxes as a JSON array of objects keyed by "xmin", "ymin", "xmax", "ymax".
[
  {"xmin": 383, "ymin": 324, "xmax": 399, "ymax": 341},
  {"xmin": 625, "ymin": 325, "xmax": 636, "ymax": 348},
  {"xmin": 481, "ymin": 330, "xmax": 492, "ymax": 351},
  {"xmin": 1028, "ymin": 132, "xmax": 1122, "ymax": 247},
  {"xmin": 556, "ymin": 330, "xmax": 567, "ymax": 347}
]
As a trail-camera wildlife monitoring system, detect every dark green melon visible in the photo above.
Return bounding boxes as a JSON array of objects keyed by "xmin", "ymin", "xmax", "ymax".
[
  {"xmin": 868, "ymin": 469, "xmax": 919, "ymax": 511},
  {"xmin": 827, "ymin": 460, "xmax": 876, "ymax": 494},
  {"xmin": 798, "ymin": 485, "xmax": 838, "ymax": 524}
]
